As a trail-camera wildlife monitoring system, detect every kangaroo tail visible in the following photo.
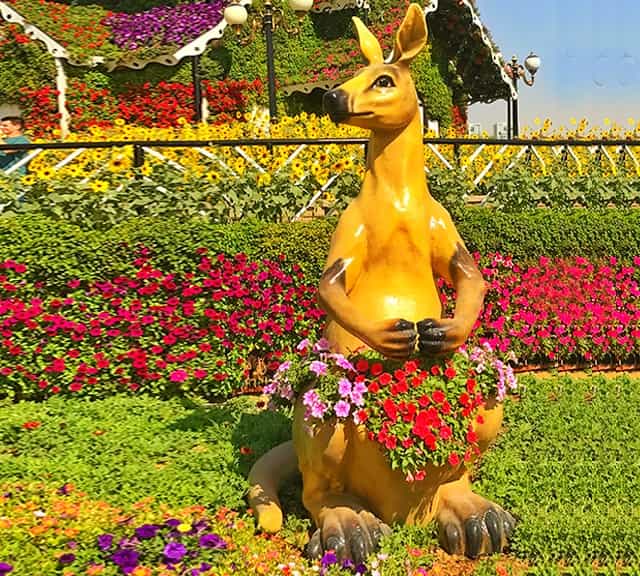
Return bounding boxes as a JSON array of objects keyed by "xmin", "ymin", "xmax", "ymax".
[{"xmin": 247, "ymin": 440, "xmax": 298, "ymax": 533}]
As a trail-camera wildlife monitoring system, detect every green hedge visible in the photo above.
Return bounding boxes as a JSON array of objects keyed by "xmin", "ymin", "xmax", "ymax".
[{"xmin": 2, "ymin": 209, "xmax": 638, "ymax": 292}]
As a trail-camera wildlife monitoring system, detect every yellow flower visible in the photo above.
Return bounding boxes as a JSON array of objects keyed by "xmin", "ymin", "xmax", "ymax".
[
  {"xmin": 603, "ymin": 117, "xmax": 611, "ymax": 126},
  {"xmin": 177, "ymin": 523, "xmax": 191, "ymax": 533},
  {"xmin": 131, "ymin": 568, "xmax": 152, "ymax": 576},
  {"xmin": 323, "ymin": 192, "xmax": 335, "ymax": 203},
  {"xmin": 206, "ymin": 171, "xmax": 221, "ymax": 184},
  {"xmin": 36, "ymin": 167, "xmax": 54, "ymax": 181},
  {"xmin": 139, "ymin": 164, "xmax": 153, "ymax": 177},
  {"xmin": 89, "ymin": 180, "xmax": 109, "ymax": 193},
  {"xmin": 107, "ymin": 154, "xmax": 130, "ymax": 173},
  {"xmin": 177, "ymin": 117, "xmax": 188, "ymax": 126},
  {"xmin": 257, "ymin": 172, "xmax": 272, "ymax": 186},
  {"xmin": 114, "ymin": 118, "xmax": 126, "ymax": 127},
  {"xmin": 21, "ymin": 174, "xmax": 36, "ymax": 186}
]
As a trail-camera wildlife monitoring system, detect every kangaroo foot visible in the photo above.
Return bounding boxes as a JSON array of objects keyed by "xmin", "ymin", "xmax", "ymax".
[
  {"xmin": 436, "ymin": 487, "xmax": 515, "ymax": 558},
  {"xmin": 306, "ymin": 506, "xmax": 392, "ymax": 565}
]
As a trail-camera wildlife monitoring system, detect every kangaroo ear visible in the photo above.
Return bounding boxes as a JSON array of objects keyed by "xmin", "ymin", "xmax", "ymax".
[
  {"xmin": 391, "ymin": 3, "xmax": 427, "ymax": 65},
  {"xmin": 352, "ymin": 16, "xmax": 383, "ymax": 65}
]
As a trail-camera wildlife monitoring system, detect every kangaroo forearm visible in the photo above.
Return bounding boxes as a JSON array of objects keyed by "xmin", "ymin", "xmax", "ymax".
[
  {"xmin": 450, "ymin": 244, "xmax": 487, "ymax": 336},
  {"xmin": 318, "ymin": 281, "xmax": 371, "ymax": 343},
  {"xmin": 452, "ymin": 276, "xmax": 487, "ymax": 334}
]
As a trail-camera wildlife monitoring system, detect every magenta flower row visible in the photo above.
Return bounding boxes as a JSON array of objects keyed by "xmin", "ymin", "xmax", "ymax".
[{"xmin": 0, "ymin": 251, "xmax": 638, "ymax": 401}]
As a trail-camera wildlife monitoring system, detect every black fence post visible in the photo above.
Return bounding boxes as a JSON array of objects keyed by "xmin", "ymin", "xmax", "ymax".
[{"xmin": 133, "ymin": 145, "xmax": 145, "ymax": 168}]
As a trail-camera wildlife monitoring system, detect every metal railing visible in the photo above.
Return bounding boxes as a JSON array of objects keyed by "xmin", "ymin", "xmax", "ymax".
[{"xmin": 1, "ymin": 136, "xmax": 638, "ymax": 215}]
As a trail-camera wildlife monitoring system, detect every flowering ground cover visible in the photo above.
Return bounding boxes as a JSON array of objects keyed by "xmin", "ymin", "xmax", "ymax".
[
  {"xmin": 0, "ymin": 248, "xmax": 638, "ymax": 402},
  {"xmin": 2, "ymin": 374, "xmax": 640, "ymax": 574}
]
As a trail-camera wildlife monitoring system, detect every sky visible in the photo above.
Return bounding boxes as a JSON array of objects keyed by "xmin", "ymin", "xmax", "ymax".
[{"xmin": 467, "ymin": 0, "xmax": 640, "ymax": 134}]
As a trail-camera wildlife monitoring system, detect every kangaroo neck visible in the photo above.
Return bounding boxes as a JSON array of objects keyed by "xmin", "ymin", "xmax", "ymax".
[{"xmin": 362, "ymin": 113, "xmax": 429, "ymax": 206}]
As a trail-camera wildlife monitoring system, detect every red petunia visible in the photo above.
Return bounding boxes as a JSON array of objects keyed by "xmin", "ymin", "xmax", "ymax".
[
  {"xmin": 444, "ymin": 366, "xmax": 457, "ymax": 379},
  {"xmin": 22, "ymin": 421, "xmax": 40, "ymax": 430},
  {"xmin": 383, "ymin": 399, "xmax": 398, "ymax": 421},
  {"xmin": 432, "ymin": 390, "xmax": 445, "ymax": 404},
  {"xmin": 370, "ymin": 362, "xmax": 383, "ymax": 376},
  {"xmin": 430, "ymin": 365, "xmax": 441, "ymax": 376},
  {"xmin": 355, "ymin": 359, "xmax": 369, "ymax": 372},
  {"xmin": 448, "ymin": 452, "xmax": 461, "ymax": 467},
  {"xmin": 379, "ymin": 373, "xmax": 392, "ymax": 386}
]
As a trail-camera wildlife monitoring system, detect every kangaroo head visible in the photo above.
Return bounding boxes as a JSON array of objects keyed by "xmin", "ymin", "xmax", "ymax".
[{"xmin": 323, "ymin": 3, "xmax": 427, "ymax": 131}]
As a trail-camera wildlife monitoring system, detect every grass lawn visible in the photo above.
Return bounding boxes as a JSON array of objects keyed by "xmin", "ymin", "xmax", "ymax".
[{"xmin": 1, "ymin": 374, "xmax": 639, "ymax": 575}]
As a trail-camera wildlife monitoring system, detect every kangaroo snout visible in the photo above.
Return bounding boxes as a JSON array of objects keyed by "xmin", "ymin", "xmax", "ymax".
[{"xmin": 323, "ymin": 89, "xmax": 350, "ymax": 124}]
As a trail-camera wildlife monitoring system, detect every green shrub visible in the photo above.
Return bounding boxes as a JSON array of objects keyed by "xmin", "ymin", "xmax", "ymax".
[{"xmin": 0, "ymin": 209, "xmax": 638, "ymax": 291}]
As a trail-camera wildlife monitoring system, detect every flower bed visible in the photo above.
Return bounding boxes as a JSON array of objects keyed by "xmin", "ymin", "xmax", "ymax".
[
  {"xmin": 0, "ymin": 482, "xmax": 318, "ymax": 575},
  {"xmin": 0, "ymin": 250, "xmax": 324, "ymax": 401},
  {"xmin": 0, "ymin": 244, "xmax": 638, "ymax": 402},
  {"xmin": 16, "ymin": 78, "xmax": 263, "ymax": 137}
]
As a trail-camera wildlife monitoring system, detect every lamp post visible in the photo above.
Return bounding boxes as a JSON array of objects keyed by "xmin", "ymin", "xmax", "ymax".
[
  {"xmin": 224, "ymin": 0, "xmax": 313, "ymax": 121},
  {"xmin": 504, "ymin": 52, "xmax": 541, "ymax": 138}
]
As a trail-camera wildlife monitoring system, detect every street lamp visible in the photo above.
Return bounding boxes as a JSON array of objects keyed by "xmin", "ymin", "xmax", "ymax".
[
  {"xmin": 504, "ymin": 52, "xmax": 541, "ymax": 138},
  {"xmin": 224, "ymin": 0, "xmax": 313, "ymax": 121}
]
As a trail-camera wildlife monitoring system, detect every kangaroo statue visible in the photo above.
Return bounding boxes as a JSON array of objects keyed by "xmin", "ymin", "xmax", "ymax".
[{"xmin": 247, "ymin": 3, "xmax": 514, "ymax": 562}]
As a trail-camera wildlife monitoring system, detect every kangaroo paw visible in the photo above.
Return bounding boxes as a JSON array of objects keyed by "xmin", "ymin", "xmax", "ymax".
[
  {"xmin": 306, "ymin": 506, "xmax": 391, "ymax": 565},
  {"xmin": 437, "ymin": 490, "xmax": 515, "ymax": 558}
]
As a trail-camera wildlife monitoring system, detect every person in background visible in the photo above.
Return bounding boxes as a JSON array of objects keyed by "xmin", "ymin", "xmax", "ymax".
[{"xmin": 0, "ymin": 116, "xmax": 30, "ymax": 175}]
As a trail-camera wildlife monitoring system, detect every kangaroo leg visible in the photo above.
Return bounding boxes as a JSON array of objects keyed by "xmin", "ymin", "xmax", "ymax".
[
  {"xmin": 248, "ymin": 440, "xmax": 299, "ymax": 533},
  {"xmin": 295, "ymin": 419, "xmax": 391, "ymax": 564}
]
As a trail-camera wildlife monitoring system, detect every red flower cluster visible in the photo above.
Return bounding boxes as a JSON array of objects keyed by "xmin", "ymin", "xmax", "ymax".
[
  {"xmin": 473, "ymin": 255, "xmax": 640, "ymax": 367},
  {"xmin": 17, "ymin": 79, "xmax": 263, "ymax": 137},
  {"xmin": 356, "ymin": 357, "xmax": 487, "ymax": 479},
  {"xmin": 0, "ymin": 250, "xmax": 324, "ymax": 401},
  {"xmin": 8, "ymin": 0, "xmax": 111, "ymax": 50}
]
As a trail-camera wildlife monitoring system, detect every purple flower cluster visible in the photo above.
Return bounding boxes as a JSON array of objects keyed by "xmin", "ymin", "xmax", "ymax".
[
  {"xmin": 104, "ymin": 1, "xmax": 226, "ymax": 50},
  {"xmin": 96, "ymin": 517, "xmax": 226, "ymax": 574}
]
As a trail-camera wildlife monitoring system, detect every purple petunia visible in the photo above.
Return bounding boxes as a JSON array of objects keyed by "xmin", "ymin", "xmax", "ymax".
[
  {"xmin": 198, "ymin": 533, "xmax": 227, "ymax": 549},
  {"xmin": 135, "ymin": 524, "xmax": 160, "ymax": 539},
  {"xmin": 97, "ymin": 533, "xmax": 114, "ymax": 551},
  {"xmin": 165, "ymin": 518, "xmax": 181, "ymax": 528},
  {"xmin": 334, "ymin": 400, "xmax": 351, "ymax": 418},
  {"xmin": 0, "ymin": 563, "xmax": 13, "ymax": 575},
  {"xmin": 104, "ymin": 2, "xmax": 226, "ymax": 50},
  {"xmin": 58, "ymin": 553, "xmax": 76, "ymax": 565},
  {"xmin": 321, "ymin": 550, "xmax": 338, "ymax": 567},
  {"xmin": 338, "ymin": 377, "xmax": 352, "ymax": 397},
  {"xmin": 332, "ymin": 354, "xmax": 356, "ymax": 372},
  {"xmin": 163, "ymin": 541, "xmax": 187, "ymax": 563},
  {"xmin": 111, "ymin": 549, "xmax": 140, "ymax": 573},
  {"xmin": 302, "ymin": 389, "xmax": 328, "ymax": 419}
]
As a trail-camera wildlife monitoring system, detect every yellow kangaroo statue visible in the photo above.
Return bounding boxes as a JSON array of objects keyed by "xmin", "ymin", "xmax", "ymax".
[{"xmin": 248, "ymin": 3, "xmax": 514, "ymax": 562}]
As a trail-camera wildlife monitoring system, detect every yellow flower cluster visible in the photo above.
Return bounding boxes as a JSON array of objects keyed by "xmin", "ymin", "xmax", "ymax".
[{"xmin": 16, "ymin": 113, "xmax": 640, "ymax": 195}]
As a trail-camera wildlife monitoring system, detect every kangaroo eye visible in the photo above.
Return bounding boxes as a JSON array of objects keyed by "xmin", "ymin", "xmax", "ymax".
[{"xmin": 373, "ymin": 75, "xmax": 395, "ymax": 89}]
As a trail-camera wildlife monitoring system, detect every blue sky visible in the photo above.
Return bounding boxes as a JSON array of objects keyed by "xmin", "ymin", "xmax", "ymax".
[{"xmin": 468, "ymin": 0, "xmax": 639, "ymax": 133}]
